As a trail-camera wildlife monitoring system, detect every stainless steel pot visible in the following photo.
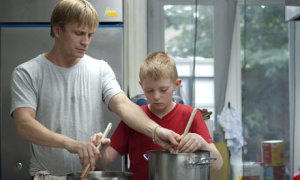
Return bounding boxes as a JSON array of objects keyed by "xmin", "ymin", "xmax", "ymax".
[
  {"xmin": 67, "ymin": 171, "xmax": 133, "ymax": 180},
  {"xmin": 147, "ymin": 150, "xmax": 215, "ymax": 180}
]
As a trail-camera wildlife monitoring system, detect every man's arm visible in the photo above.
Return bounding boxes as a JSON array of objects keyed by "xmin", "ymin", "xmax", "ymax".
[
  {"xmin": 108, "ymin": 93, "xmax": 180, "ymax": 150},
  {"xmin": 12, "ymin": 107, "xmax": 100, "ymax": 169}
]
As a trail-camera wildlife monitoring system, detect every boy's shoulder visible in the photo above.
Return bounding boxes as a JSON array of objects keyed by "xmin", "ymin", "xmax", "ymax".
[
  {"xmin": 171, "ymin": 103, "xmax": 198, "ymax": 116},
  {"xmin": 140, "ymin": 104, "xmax": 148, "ymax": 110},
  {"xmin": 176, "ymin": 103, "xmax": 194, "ymax": 111}
]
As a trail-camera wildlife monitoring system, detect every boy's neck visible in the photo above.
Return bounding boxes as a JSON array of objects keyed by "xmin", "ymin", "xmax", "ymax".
[{"xmin": 148, "ymin": 101, "xmax": 176, "ymax": 119}]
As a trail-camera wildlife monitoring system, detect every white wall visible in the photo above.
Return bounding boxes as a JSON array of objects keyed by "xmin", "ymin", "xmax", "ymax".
[{"xmin": 289, "ymin": 21, "xmax": 300, "ymax": 176}]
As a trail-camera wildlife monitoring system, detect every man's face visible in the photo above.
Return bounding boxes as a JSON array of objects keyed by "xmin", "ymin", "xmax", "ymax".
[{"xmin": 55, "ymin": 23, "xmax": 96, "ymax": 59}]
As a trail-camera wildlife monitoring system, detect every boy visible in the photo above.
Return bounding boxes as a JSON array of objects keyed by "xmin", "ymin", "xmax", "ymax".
[{"xmin": 91, "ymin": 51, "xmax": 223, "ymax": 180}]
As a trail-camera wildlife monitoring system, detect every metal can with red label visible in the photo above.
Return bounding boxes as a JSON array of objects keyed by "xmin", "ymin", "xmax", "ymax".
[
  {"xmin": 261, "ymin": 140, "xmax": 284, "ymax": 166},
  {"xmin": 242, "ymin": 176, "xmax": 260, "ymax": 180}
]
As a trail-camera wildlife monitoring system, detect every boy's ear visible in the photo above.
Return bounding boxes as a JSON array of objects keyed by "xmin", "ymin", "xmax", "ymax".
[
  {"xmin": 174, "ymin": 79, "xmax": 182, "ymax": 90},
  {"xmin": 139, "ymin": 81, "xmax": 142, "ymax": 87}
]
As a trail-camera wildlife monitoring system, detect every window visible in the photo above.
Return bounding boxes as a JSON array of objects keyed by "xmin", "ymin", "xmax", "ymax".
[{"xmin": 164, "ymin": 4, "xmax": 215, "ymax": 116}]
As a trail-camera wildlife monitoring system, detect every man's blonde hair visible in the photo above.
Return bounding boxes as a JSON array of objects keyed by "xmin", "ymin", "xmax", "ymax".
[
  {"xmin": 50, "ymin": 0, "xmax": 99, "ymax": 37},
  {"xmin": 139, "ymin": 51, "xmax": 178, "ymax": 83}
]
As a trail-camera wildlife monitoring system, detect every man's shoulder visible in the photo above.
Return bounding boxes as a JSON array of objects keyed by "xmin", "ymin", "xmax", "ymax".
[
  {"xmin": 83, "ymin": 55, "xmax": 113, "ymax": 73},
  {"xmin": 15, "ymin": 54, "xmax": 45, "ymax": 71},
  {"xmin": 84, "ymin": 54, "xmax": 107, "ymax": 65}
]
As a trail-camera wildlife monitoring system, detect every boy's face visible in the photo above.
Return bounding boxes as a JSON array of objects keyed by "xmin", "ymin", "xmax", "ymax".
[{"xmin": 140, "ymin": 78, "xmax": 181, "ymax": 114}]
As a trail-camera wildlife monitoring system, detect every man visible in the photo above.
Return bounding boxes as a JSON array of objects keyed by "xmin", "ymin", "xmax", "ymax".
[{"xmin": 10, "ymin": 0, "xmax": 179, "ymax": 178}]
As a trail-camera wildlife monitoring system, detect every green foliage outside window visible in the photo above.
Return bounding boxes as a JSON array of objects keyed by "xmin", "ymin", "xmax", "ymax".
[
  {"xmin": 164, "ymin": 4, "xmax": 289, "ymax": 172},
  {"xmin": 241, "ymin": 5, "xmax": 289, "ymax": 166},
  {"xmin": 164, "ymin": 5, "xmax": 213, "ymax": 58}
]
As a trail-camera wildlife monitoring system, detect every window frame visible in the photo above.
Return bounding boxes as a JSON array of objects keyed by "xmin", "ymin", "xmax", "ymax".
[
  {"xmin": 148, "ymin": 0, "xmax": 233, "ymax": 120},
  {"xmin": 147, "ymin": 0, "xmax": 285, "ymax": 118}
]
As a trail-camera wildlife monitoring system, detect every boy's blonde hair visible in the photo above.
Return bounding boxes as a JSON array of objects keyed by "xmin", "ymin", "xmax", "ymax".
[
  {"xmin": 139, "ymin": 51, "xmax": 178, "ymax": 83},
  {"xmin": 50, "ymin": 0, "xmax": 99, "ymax": 37}
]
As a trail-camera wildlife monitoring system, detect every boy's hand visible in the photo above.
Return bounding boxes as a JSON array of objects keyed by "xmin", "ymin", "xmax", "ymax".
[
  {"xmin": 176, "ymin": 133, "xmax": 208, "ymax": 153},
  {"xmin": 154, "ymin": 127, "xmax": 180, "ymax": 152},
  {"xmin": 89, "ymin": 133, "xmax": 111, "ymax": 159}
]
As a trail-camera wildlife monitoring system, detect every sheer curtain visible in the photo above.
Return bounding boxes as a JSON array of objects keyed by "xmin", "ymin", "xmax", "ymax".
[
  {"xmin": 124, "ymin": 0, "xmax": 147, "ymax": 97},
  {"xmin": 214, "ymin": 1, "xmax": 242, "ymax": 180},
  {"xmin": 214, "ymin": 0, "xmax": 238, "ymax": 121},
  {"xmin": 224, "ymin": 4, "xmax": 241, "ymax": 116},
  {"xmin": 224, "ymin": 3, "xmax": 243, "ymax": 180}
]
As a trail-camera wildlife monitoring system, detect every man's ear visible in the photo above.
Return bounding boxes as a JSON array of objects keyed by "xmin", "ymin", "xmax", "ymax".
[
  {"xmin": 52, "ymin": 26, "xmax": 60, "ymax": 38},
  {"xmin": 174, "ymin": 79, "xmax": 182, "ymax": 91}
]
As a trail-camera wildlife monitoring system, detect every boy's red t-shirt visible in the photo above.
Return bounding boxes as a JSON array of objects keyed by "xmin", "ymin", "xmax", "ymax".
[{"xmin": 110, "ymin": 103, "xmax": 213, "ymax": 180}]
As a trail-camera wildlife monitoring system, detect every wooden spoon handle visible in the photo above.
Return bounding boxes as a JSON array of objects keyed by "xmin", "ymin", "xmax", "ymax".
[
  {"xmin": 96, "ymin": 123, "xmax": 112, "ymax": 151},
  {"xmin": 80, "ymin": 163, "xmax": 91, "ymax": 178},
  {"xmin": 80, "ymin": 123, "xmax": 112, "ymax": 178},
  {"xmin": 182, "ymin": 108, "xmax": 197, "ymax": 137},
  {"xmin": 176, "ymin": 108, "xmax": 197, "ymax": 153}
]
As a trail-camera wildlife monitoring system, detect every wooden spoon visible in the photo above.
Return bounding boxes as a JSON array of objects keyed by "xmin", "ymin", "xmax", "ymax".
[
  {"xmin": 176, "ymin": 108, "xmax": 197, "ymax": 153},
  {"xmin": 80, "ymin": 122, "xmax": 112, "ymax": 178}
]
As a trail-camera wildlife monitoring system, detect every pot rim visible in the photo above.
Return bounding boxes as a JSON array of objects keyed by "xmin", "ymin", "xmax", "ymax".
[
  {"xmin": 147, "ymin": 149, "xmax": 210, "ymax": 155},
  {"xmin": 67, "ymin": 171, "xmax": 133, "ymax": 177}
]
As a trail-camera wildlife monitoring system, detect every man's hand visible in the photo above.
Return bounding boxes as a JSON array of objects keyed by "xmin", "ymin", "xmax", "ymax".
[
  {"xmin": 64, "ymin": 140, "xmax": 100, "ymax": 170},
  {"xmin": 153, "ymin": 126, "xmax": 180, "ymax": 153}
]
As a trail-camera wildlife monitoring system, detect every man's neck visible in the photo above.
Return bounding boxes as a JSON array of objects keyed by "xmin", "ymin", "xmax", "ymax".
[{"xmin": 45, "ymin": 50, "xmax": 81, "ymax": 68}]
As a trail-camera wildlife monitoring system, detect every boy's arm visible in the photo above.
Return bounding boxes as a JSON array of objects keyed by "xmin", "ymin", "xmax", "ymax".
[
  {"xmin": 89, "ymin": 133, "xmax": 119, "ymax": 170},
  {"xmin": 95, "ymin": 146, "xmax": 119, "ymax": 170},
  {"xmin": 206, "ymin": 143, "xmax": 223, "ymax": 170}
]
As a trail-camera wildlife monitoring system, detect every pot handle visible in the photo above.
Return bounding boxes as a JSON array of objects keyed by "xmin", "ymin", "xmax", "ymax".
[{"xmin": 187, "ymin": 157, "xmax": 217, "ymax": 168}]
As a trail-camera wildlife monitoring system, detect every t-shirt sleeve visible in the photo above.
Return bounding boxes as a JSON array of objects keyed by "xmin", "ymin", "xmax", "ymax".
[
  {"xmin": 110, "ymin": 121, "xmax": 130, "ymax": 155},
  {"xmin": 10, "ymin": 67, "xmax": 37, "ymax": 116},
  {"xmin": 101, "ymin": 62, "xmax": 123, "ymax": 105},
  {"xmin": 191, "ymin": 110, "xmax": 214, "ymax": 143}
]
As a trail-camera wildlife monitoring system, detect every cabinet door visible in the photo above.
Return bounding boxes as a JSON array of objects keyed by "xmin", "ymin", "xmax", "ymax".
[
  {"xmin": 0, "ymin": 0, "xmax": 123, "ymax": 23},
  {"xmin": 0, "ymin": 26, "xmax": 53, "ymax": 179}
]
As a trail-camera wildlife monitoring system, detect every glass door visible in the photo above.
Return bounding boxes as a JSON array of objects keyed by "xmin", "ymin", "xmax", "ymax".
[{"xmin": 240, "ymin": 1, "xmax": 290, "ymax": 179}]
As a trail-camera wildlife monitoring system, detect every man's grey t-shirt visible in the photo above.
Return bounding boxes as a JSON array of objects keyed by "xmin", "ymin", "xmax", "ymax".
[{"xmin": 10, "ymin": 54, "xmax": 123, "ymax": 176}]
